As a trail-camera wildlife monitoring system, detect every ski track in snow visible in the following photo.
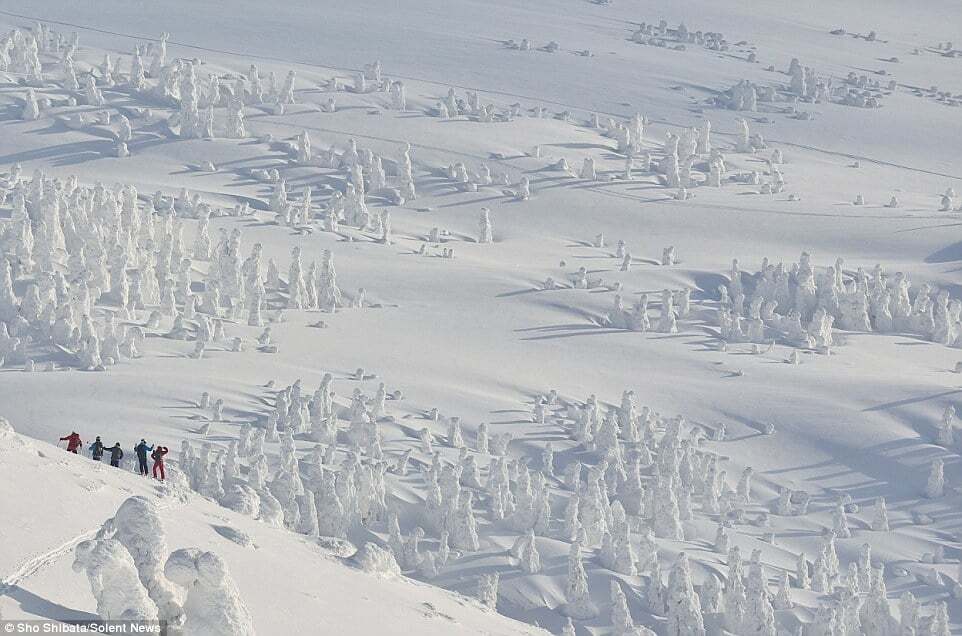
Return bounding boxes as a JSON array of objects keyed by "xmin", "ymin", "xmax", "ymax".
[
  {"xmin": 0, "ymin": 530, "xmax": 98, "ymax": 596},
  {"xmin": 0, "ymin": 494, "xmax": 178, "ymax": 596}
]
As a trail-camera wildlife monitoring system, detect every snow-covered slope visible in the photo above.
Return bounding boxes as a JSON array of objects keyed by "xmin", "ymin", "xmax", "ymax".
[
  {"xmin": 1, "ymin": 1, "xmax": 962, "ymax": 634},
  {"xmin": 0, "ymin": 424, "xmax": 544, "ymax": 636}
]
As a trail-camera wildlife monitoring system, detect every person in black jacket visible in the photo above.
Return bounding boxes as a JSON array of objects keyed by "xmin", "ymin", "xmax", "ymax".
[
  {"xmin": 108, "ymin": 443, "xmax": 124, "ymax": 468},
  {"xmin": 134, "ymin": 439, "xmax": 153, "ymax": 476},
  {"xmin": 88, "ymin": 437, "xmax": 105, "ymax": 461}
]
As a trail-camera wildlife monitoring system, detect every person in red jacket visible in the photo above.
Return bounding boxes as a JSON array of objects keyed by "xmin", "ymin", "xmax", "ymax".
[
  {"xmin": 59, "ymin": 432, "xmax": 83, "ymax": 454},
  {"xmin": 151, "ymin": 446, "xmax": 169, "ymax": 481}
]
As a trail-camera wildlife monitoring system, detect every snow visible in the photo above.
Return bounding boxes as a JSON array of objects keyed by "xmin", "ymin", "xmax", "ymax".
[
  {"xmin": 1, "ymin": 1, "xmax": 962, "ymax": 635},
  {"xmin": 0, "ymin": 429, "xmax": 543, "ymax": 635}
]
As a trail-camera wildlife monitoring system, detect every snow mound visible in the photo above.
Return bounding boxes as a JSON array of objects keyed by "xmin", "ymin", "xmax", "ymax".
[
  {"xmin": 316, "ymin": 536, "xmax": 357, "ymax": 558},
  {"xmin": 0, "ymin": 417, "xmax": 29, "ymax": 452},
  {"xmin": 221, "ymin": 484, "xmax": 260, "ymax": 517},
  {"xmin": 348, "ymin": 542, "xmax": 401, "ymax": 577}
]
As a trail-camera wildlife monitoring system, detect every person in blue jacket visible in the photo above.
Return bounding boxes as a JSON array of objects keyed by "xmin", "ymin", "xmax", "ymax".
[
  {"xmin": 134, "ymin": 439, "xmax": 153, "ymax": 476},
  {"xmin": 88, "ymin": 437, "xmax": 105, "ymax": 461}
]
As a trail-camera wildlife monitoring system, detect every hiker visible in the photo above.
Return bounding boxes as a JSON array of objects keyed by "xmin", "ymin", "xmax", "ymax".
[
  {"xmin": 89, "ymin": 436, "xmax": 105, "ymax": 461},
  {"xmin": 108, "ymin": 443, "xmax": 124, "ymax": 468},
  {"xmin": 151, "ymin": 446, "xmax": 169, "ymax": 481},
  {"xmin": 134, "ymin": 439, "xmax": 153, "ymax": 476},
  {"xmin": 60, "ymin": 431, "xmax": 83, "ymax": 454}
]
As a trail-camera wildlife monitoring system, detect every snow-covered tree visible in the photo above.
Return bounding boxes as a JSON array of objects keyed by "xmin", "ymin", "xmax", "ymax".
[
  {"xmin": 477, "ymin": 572, "xmax": 499, "ymax": 610},
  {"xmin": 925, "ymin": 458, "xmax": 945, "ymax": 498},
  {"xmin": 165, "ymin": 548, "xmax": 254, "ymax": 636},
  {"xmin": 100, "ymin": 497, "xmax": 183, "ymax": 626},
  {"xmin": 478, "ymin": 208, "xmax": 493, "ymax": 244},
  {"xmin": 564, "ymin": 541, "xmax": 598, "ymax": 619},
  {"xmin": 21, "ymin": 88, "xmax": 40, "ymax": 120},
  {"xmin": 610, "ymin": 580, "xmax": 635, "ymax": 635},
  {"xmin": 773, "ymin": 571, "xmax": 793, "ymax": 610},
  {"xmin": 666, "ymin": 553, "xmax": 705, "ymax": 636},
  {"xmin": 73, "ymin": 537, "xmax": 158, "ymax": 621},
  {"xmin": 937, "ymin": 405, "xmax": 954, "ymax": 446},
  {"xmin": 929, "ymin": 601, "xmax": 950, "ymax": 636},
  {"xmin": 743, "ymin": 553, "xmax": 776, "ymax": 636},
  {"xmin": 871, "ymin": 497, "xmax": 890, "ymax": 531},
  {"xmin": 858, "ymin": 566, "xmax": 894, "ymax": 635}
]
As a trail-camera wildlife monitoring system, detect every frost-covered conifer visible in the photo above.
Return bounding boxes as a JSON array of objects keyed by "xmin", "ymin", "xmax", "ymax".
[
  {"xmin": 226, "ymin": 96, "xmax": 246, "ymax": 138},
  {"xmin": 96, "ymin": 497, "xmax": 182, "ymax": 624},
  {"xmin": 871, "ymin": 497, "xmax": 890, "ymax": 531},
  {"xmin": 699, "ymin": 573, "xmax": 722, "ymax": 615},
  {"xmin": 713, "ymin": 525, "xmax": 729, "ymax": 556},
  {"xmin": 315, "ymin": 475, "xmax": 346, "ymax": 537},
  {"xmin": 795, "ymin": 552, "xmax": 810, "ymax": 589},
  {"xmin": 579, "ymin": 158, "xmax": 597, "ymax": 180},
  {"xmin": 773, "ymin": 571, "xmax": 793, "ymax": 609},
  {"xmin": 452, "ymin": 490, "xmax": 480, "ymax": 551},
  {"xmin": 775, "ymin": 487, "xmax": 793, "ymax": 516},
  {"xmin": 858, "ymin": 566, "xmax": 894, "ymax": 635},
  {"xmin": 743, "ymin": 552, "xmax": 776, "ymax": 636},
  {"xmin": 653, "ymin": 473, "xmax": 683, "ymax": 539},
  {"xmin": 929, "ymin": 602, "xmax": 950, "ymax": 636},
  {"xmin": 666, "ymin": 553, "xmax": 705, "ymax": 635},
  {"xmin": 318, "ymin": 250, "xmax": 342, "ymax": 312},
  {"xmin": 897, "ymin": 592, "xmax": 919, "ymax": 634},
  {"xmin": 22, "ymin": 88, "xmax": 40, "ymax": 120},
  {"xmin": 73, "ymin": 537, "xmax": 159, "ymax": 621},
  {"xmin": 811, "ymin": 552, "xmax": 829, "ymax": 593},
  {"xmin": 390, "ymin": 80, "xmax": 406, "ymax": 110},
  {"xmin": 610, "ymin": 580, "xmax": 635, "ymax": 635},
  {"xmin": 477, "ymin": 572, "xmax": 499, "ymax": 610},
  {"xmin": 164, "ymin": 548, "xmax": 254, "ymax": 636},
  {"xmin": 85, "ymin": 74, "xmax": 104, "ymax": 106},
  {"xmin": 658, "ymin": 289, "xmax": 678, "ymax": 333},
  {"xmin": 63, "ymin": 53, "xmax": 81, "ymax": 91},
  {"xmin": 648, "ymin": 555, "xmax": 668, "ymax": 615},
  {"xmin": 723, "ymin": 547, "xmax": 747, "ymax": 632},
  {"xmin": 270, "ymin": 69, "xmax": 295, "ymax": 105},
  {"xmin": 129, "ymin": 50, "xmax": 146, "ymax": 90},
  {"xmin": 821, "ymin": 532, "xmax": 840, "ymax": 580},
  {"xmin": 297, "ymin": 130, "xmax": 311, "ymax": 164},
  {"xmin": 564, "ymin": 541, "xmax": 598, "ymax": 619},
  {"xmin": 925, "ymin": 458, "xmax": 945, "ymax": 498},
  {"xmin": 832, "ymin": 502, "xmax": 851, "ymax": 538},
  {"xmin": 519, "ymin": 529, "xmax": 541, "ymax": 574},
  {"xmin": 448, "ymin": 417, "xmax": 464, "ymax": 448},
  {"xmin": 478, "ymin": 208, "xmax": 493, "ymax": 244},
  {"xmin": 937, "ymin": 405, "xmax": 955, "ymax": 446}
]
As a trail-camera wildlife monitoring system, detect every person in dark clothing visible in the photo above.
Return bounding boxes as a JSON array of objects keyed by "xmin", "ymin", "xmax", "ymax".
[
  {"xmin": 88, "ymin": 437, "xmax": 105, "ymax": 461},
  {"xmin": 151, "ymin": 446, "xmax": 168, "ymax": 481},
  {"xmin": 134, "ymin": 439, "xmax": 153, "ymax": 476},
  {"xmin": 108, "ymin": 443, "xmax": 124, "ymax": 468},
  {"xmin": 60, "ymin": 432, "xmax": 83, "ymax": 454}
]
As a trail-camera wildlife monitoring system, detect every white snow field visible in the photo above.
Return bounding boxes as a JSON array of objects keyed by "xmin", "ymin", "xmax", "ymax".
[{"xmin": 1, "ymin": 0, "xmax": 961, "ymax": 634}]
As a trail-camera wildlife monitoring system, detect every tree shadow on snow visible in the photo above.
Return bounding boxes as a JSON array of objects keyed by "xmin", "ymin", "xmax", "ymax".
[
  {"xmin": 925, "ymin": 241, "xmax": 962, "ymax": 264},
  {"xmin": 4, "ymin": 585, "xmax": 99, "ymax": 623}
]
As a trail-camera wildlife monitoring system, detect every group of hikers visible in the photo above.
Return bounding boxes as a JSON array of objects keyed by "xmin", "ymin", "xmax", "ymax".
[{"xmin": 59, "ymin": 432, "xmax": 170, "ymax": 480}]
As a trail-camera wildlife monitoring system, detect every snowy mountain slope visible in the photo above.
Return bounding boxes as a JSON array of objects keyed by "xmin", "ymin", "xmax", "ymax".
[
  {"xmin": 0, "ymin": 1, "xmax": 961, "ymax": 634},
  {"xmin": 0, "ymin": 425, "xmax": 546, "ymax": 636}
]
